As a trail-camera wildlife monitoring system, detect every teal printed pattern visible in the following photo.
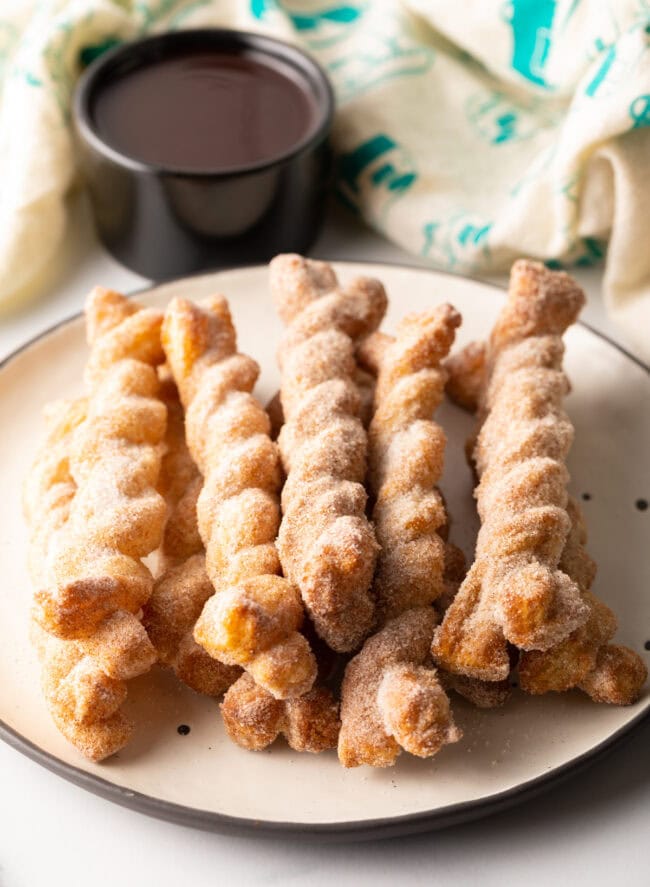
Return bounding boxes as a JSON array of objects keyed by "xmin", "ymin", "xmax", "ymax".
[
  {"xmin": 79, "ymin": 37, "xmax": 122, "ymax": 68},
  {"xmin": 421, "ymin": 214, "xmax": 492, "ymax": 271},
  {"xmin": 575, "ymin": 237, "xmax": 605, "ymax": 267},
  {"xmin": 585, "ymin": 40, "xmax": 617, "ymax": 97},
  {"xmin": 327, "ymin": 33, "xmax": 433, "ymax": 102},
  {"xmin": 582, "ymin": 19, "xmax": 648, "ymax": 101},
  {"xmin": 629, "ymin": 94, "xmax": 650, "ymax": 127},
  {"xmin": 337, "ymin": 134, "xmax": 417, "ymax": 223},
  {"xmin": 251, "ymin": 2, "xmax": 431, "ymax": 100},
  {"xmin": 250, "ymin": 0, "xmax": 278, "ymax": 22},
  {"xmin": 250, "ymin": 2, "xmax": 366, "ymax": 48},
  {"xmin": 466, "ymin": 91, "xmax": 559, "ymax": 145},
  {"xmin": 250, "ymin": 0, "xmax": 278, "ymax": 19},
  {"xmin": 290, "ymin": 4, "xmax": 362, "ymax": 29},
  {"xmin": 502, "ymin": 0, "xmax": 557, "ymax": 88}
]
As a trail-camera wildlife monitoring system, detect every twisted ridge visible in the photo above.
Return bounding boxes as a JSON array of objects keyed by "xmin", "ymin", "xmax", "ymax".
[
  {"xmin": 432, "ymin": 261, "xmax": 592, "ymax": 681},
  {"xmin": 270, "ymin": 254, "xmax": 386, "ymax": 652},
  {"xmin": 441, "ymin": 264, "xmax": 646, "ymax": 701},
  {"xmin": 143, "ymin": 379, "xmax": 241, "ymax": 696},
  {"xmin": 520, "ymin": 498, "xmax": 647, "ymax": 701},
  {"xmin": 162, "ymin": 295, "xmax": 317, "ymax": 700},
  {"xmin": 338, "ymin": 306, "xmax": 468, "ymax": 767},
  {"xmin": 26, "ymin": 399, "xmax": 133, "ymax": 760},
  {"xmin": 33, "ymin": 289, "xmax": 167, "ymax": 640},
  {"xmin": 360, "ymin": 305, "xmax": 461, "ymax": 624},
  {"xmin": 338, "ymin": 608, "xmax": 461, "ymax": 768},
  {"xmin": 221, "ymin": 672, "xmax": 340, "ymax": 753}
]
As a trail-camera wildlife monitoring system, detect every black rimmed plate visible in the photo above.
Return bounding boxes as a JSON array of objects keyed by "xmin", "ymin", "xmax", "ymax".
[{"xmin": 1, "ymin": 262, "xmax": 648, "ymax": 840}]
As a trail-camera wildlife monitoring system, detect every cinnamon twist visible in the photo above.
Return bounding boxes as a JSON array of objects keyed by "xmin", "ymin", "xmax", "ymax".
[
  {"xmin": 359, "ymin": 304, "xmax": 461, "ymax": 624},
  {"xmin": 162, "ymin": 295, "xmax": 317, "ymax": 699},
  {"xmin": 221, "ymin": 672, "xmax": 340, "ymax": 753},
  {"xmin": 144, "ymin": 379, "xmax": 241, "ymax": 695},
  {"xmin": 520, "ymin": 498, "xmax": 647, "ymax": 701},
  {"xmin": 33, "ymin": 289, "xmax": 167, "ymax": 642},
  {"xmin": 433, "ymin": 261, "xmax": 647, "ymax": 703},
  {"xmin": 25, "ymin": 398, "xmax": 134, "ymax": 760},
  {"xmin": 338, "ymin": 608, "xmax": 461, "ymax": 767},
  {"xmin": 270, "ymin": 254, "xmax": 386, "ymax": 651}
]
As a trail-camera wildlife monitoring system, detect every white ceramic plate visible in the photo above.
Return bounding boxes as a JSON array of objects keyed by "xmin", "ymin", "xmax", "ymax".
[{"xmin": 1, "ymin": 262, "xmax": 648, "ymax": 840}]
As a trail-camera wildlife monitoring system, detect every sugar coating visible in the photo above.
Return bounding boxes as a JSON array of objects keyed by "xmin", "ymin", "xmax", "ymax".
[
  {"xmin": 433, "ymin": 261, "xmax": 647, "ymax": 704},
  {"xmin": 271, "ymin": 254, "xmax": 386, "ymax": 652},
  {"xmin": 162, "ymin": 295, "xmax": 317, "ymax": 700},
  {"xmin": 221, "ymin": 672, "xmax": 340, "ymax": 753},
  {"xmin": 445, "ymin": 340, "xmax": 486, "ymax": 412},
  {"xmin": 33, "ymin": 289, "xmax": 167, "ymax": 640},
  {"xmin": 360, "ymin": 304, "xmax": 461, "ymax": 624},
  {"xmin": 25, "ymin": 295, "xmax": 168, "ymax": 758},
  {"xmin": 142, "ymin": 379, "xmax": 239, "ymax": 695},
  {"xmin": 25, "ymin": 290, "xmax": 168, "ymax": 760},
  {"xmin": 26, "ymin": 397, "xmax": 133, "ymax": 760},
  {"xmin": 338, "ymin": 608, "xmax": 461, "ymax": 768}
]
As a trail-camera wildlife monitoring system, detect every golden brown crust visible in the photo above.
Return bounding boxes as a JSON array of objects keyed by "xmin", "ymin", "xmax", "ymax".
[
  {"xmin": 518, "ymin": 499, "xmax": 646, "ymax": 700},
  {"xmin": 26, "ymin": 396, "xmax": 136, "ymax": 760},
  {"xmin": 432, "ymin": 261, "xmax": 646, "ymax": 705},
  {"xmin": 444, "ymin": 341, "xmax": 487, "ymax": 412},
  {"xmin": 266, "ymin": 365, "xmax": 375, "ymax": 440},
  {"xmin": 162, "ymin": 295, "xmax": 317, "ymax": 699},
  {"xmin": 271, "ymin": 254, "xmax": 386, "ymax": 652},
  {"xmin": 578, "ymin": 645, "xmax": 648, "ymax": 705},
  {"xmin": 142, "ymin": 380, "xmax": 240, "ymax": 696},
  {"xmin": 143, "ymin": 554, "xmax": 241, "ymax": 695},
  {"xmin": 338, "ymin": 608, "xmax": 461, "ymax": 767},
  {"xmin": 33, "ymin": 289, "xmax": 167, "ymax": 640},
  {"xmin": 361, "ymin": 305, "xmax": 461, "ymax": 624},
  {"xmin": 432, "ymin": 262, "xmax": 590, "ymax": 682},
  {"xmin": 221, "ymin": 672, "xmax": 340, "ymax": 752},
  {"xmin": 25, "ymin": 289, "xmax": 168, "ymax": 760}
]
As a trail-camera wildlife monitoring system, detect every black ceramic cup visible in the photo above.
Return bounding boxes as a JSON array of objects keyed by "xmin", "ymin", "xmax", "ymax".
[{"xmin": 74, "ymin": 29, "xmax": 334, "ymax": 279}]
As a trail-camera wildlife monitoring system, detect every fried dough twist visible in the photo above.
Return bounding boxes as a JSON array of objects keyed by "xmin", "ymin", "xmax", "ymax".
[
  {"xmin": 25, "ymin": 398, "xmax": 136, "ymax": 760},
  {"xmin": 432, "ymin": 261, "xmax": 647, "ymax": 703},
  {"xmin": 162, "ymin": 296, "xmax": 317, "ymax": 699},
  {"xmin": 270, "ymin": 254, "xmax": 386, "ymax": 651},
  {"xmin": 33, "ymin": 289, "xmax": 167, "ymax": 642},
  {"xmin": 143, "ymin": 380, "xmax": 241, "ymax": 696},
  {"xmin": 337, "ymin": 307, "xmax": 468, "ymax": 766},
  {"xmin": 359, "ymin": 304, "xmax": 461, "ymax": 623},
  {"xmin": 221, "ymin": 672, "xmax": 340, "ymax": 753},
  {"xmin": 338, "ymin": 608, "xmax": 461, "ymax": 767},
  {"xmin": 520, "ymin": 498, "xmax": 647, "ymax": 701}
]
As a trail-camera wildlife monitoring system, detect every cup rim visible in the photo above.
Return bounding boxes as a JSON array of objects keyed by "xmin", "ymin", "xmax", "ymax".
[{"xmin": 73, "ymin": 27, "xmax": 335, "ymax": 180}]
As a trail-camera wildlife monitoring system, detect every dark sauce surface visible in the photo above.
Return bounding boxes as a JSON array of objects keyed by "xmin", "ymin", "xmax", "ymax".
[{"xmin": 91, "ymin": 49, "xmax": 318, "ymax": 172}]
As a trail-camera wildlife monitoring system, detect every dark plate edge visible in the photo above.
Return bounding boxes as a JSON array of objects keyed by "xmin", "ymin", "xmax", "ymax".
[
  {"xmin": 1, "ymin": 707, "xmax": 648, "ymax": 842},
  {"xmin": 1, "ymin": 260, "xmax": 648, "ymax": 841}
]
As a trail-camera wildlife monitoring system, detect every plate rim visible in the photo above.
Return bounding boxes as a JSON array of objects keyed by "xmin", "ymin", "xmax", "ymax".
[{"xmin": 2, "ymin": 260, "xmax": 648, "ymax": 840}]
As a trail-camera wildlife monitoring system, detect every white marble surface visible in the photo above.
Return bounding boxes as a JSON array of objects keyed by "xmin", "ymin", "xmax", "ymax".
[{"xmin": 0, "ymin": 195, "xmax": 648, "ymax": 887}]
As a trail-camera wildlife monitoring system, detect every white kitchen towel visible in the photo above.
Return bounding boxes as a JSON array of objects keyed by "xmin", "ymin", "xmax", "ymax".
[{"xmin": 0, "ymin": 1, "xmax": 649, "ymax": 357}]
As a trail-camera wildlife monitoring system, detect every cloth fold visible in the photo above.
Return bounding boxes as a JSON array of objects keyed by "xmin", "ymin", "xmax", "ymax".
[{"xmin": 0, "ymin": 1, "xmax": 648, "ymax": 358}]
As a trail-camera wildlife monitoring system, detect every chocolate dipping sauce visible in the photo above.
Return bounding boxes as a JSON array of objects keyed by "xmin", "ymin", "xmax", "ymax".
[{"xmin": 91, "ymin": 49, "xmax": 319, "ymax": 172}]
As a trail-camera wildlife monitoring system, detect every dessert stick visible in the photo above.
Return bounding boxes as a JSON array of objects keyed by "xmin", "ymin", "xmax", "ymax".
[
  {"xmin": 270, "ymin": 254, "xmax": 386, "ymax": 651},
  {"xmin": 265, "ymin": 365, "xmax": 376, "ymax": 442},
  {"xmin": 144, "ymin": 379, "xmax": 241, "ymax": 695},
  {"xmin": 357, "ymin": 304, "xmax": 461, "ymax": 624},
  {"xmin": 25, "ymin": 398, "xmax": 133, "ymax": 760},
  {"xmin": 162, "ymin": 295, "xmax": 317, "ymax": 699},
  {"xmin": 221, "ymin": 672, "xmax": 340, "ymax": 753},
  {"xmin": 338, "ymin": 608, "xmax": 461, "ymax": 767},
  {"xmin": 432, "ymin": 260, "xmax": 647, "ymax": 703},
  {"xmin": 32, "ymin": 289, "xmax": 167, "ymax": 642}
]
